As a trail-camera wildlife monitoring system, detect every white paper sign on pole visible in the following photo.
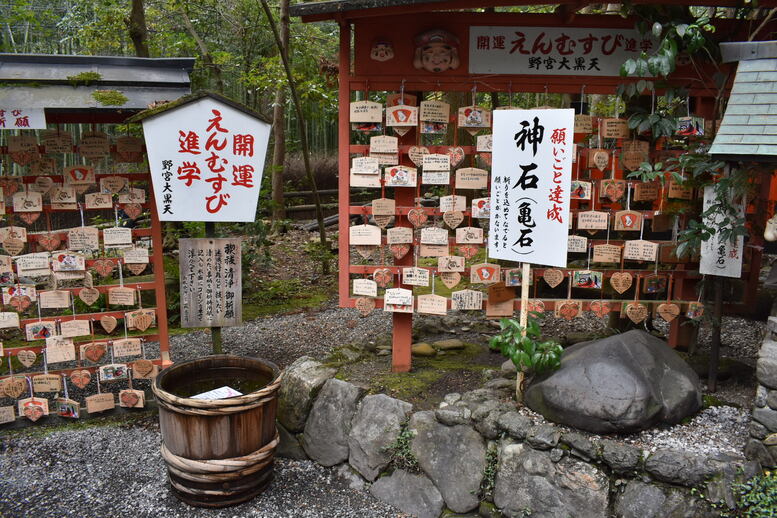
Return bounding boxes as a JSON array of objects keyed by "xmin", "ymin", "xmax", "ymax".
[
  {"xmin": 141, "ymin": 96, "xmax": 271, "ymax": 222},
  {"xmin": 488, "ymin": 109, "xmax": 574, "ymax": 267},
  {"xmin": 699, "ymin": 185, "xmax": 744, "ymax": 278},
  {"xmin": 0, "ymin": 108, "xmax": 47, "ymax": 130},
  {"xmin": 469, "ymin": 27, "xmax": 649, "ymax": 77}
]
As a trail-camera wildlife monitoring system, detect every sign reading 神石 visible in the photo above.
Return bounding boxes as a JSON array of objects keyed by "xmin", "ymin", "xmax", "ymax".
[
  {"xmin": 488, "ymin": 109, "xmax": 574, "ymax": 268},
  {"xmin": 179, "ymin": 238, "xmax": 242, "ymax": 328},
  {"xmin": 142, "ymin": 96, "xmax": 271, "ymax": 222}
]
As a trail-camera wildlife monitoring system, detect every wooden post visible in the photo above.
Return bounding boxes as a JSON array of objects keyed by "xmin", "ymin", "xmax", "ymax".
[
  {"xmin": 709, "ymin": 275, "xmax": 723, "ymax": 392},
  {"xmin": 148, "ymin": 177, "xmax": 172, "ymax": 366},
  {"xmin": 337, "ymin": 20, "xmax": 351, "ymax": 308},
  {"xmin": 205, "ymin": 221, "xmax": 223, "ymax": 354},
  {"xmin": 516, "ymin": 262, "xmax": 530, "ymax": 400}
]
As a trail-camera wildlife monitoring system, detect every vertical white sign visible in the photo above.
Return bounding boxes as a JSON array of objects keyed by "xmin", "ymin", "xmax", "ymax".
[
  {"xmin": 699, "ymin": 185, "xmax": 744, "ymax": 278},
  {"xmin": 142, "ymin": 97, "xmax": 271, "ymax": 222},
  {"xmin": 488, "ymin": 109, "xmax": 574, "ymax": 267}
]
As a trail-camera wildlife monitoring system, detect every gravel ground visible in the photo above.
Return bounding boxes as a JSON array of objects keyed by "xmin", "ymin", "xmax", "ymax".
[{"xmin": 0, "ymin": 421, "xmax": 406, "ymax": 518}]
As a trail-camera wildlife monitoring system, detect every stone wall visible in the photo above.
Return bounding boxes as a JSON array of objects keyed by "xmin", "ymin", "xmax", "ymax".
[
  {"xmin": 746, "ymin": 315, "xmax": 777, "ymax": 468},
  {"xmin": 278, "ymin": 356, "xmax": 760, "ymax": 518}
]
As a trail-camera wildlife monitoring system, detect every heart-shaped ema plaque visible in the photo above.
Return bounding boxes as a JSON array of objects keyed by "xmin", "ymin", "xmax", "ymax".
[
  {"xmin": 93, "ymin": 259, "xmax": 115, "ymax": 278},
  {"xmin": 23, "ymin": 402, "xmax": 45, "ymax": 422},
  {"xmin": 443, "ymin": 211, "xmax": 464, "ymax": 229},
  {"xmin": 526, "ymin": 299, "xmax": 546, "ymax": 314},
  {"xmin": 132, "ymin": 359, "xmax": 154, "ymax": 379},
  {"xmin": 70, "ymin": 369, "xmax": 91, "ymax": 389},
  {"xmin": 479, "ymin": 152, "xmax": 492, "ymax": 167},
  {"xmin": 83, "ymin": 342, "xmax": 107, "ymax": 363},
  {"xmin": 37, "ymin": 232, "xmax": 62, "ymax": 252},
  {"xmin": 133, "ymin": 313, "xmax": 154, "ymax": 332},
  {"xmin": 78, "ymin": 287, "xmax": 100, "ymax": 306},
  {"xmin": 589, "ymin": 300, "xmax": 611, "ymax": 318},
  {"xmin": 354, "ymin": 297, "xmax": 375, "ymax": 317},
  {"xmin": 389, "ymin": 244, "xmax": 410, "ymax": 260},
  {"xmin": 119, "ymin": 390, "xmax": 143, "ymax": 408},
  {"xmin": 3, "ymin": 238, "xmax": 24, "ymax": 256},
  {"xmin": 100, "ymin": 316, "xmax": 117, "ymax": 334},
  {"xmin": 10, "ymin": 152, "xmax": 35, "ymax": 167},
  {"xmin": 456, "ymin": 245, "xmax": 479, "ymax": 260},
  {"xmin": 557, "ymin": 300, "xmax": 580, "ymax": 320},
  {"xmin": 600, "ymin": 179, "xmax": 626, "ymax": 203},
  {"xmin": 9, "ymin": 295, "xmax": 31, "ymax": 312},
  {"xmin": 122, "ymin": 203, "xmax": 142, "ymax": 220},
  {"xmin": 407, "ymin": 146, "xmax": 430, "ymax": 167},
  {"xmin": 656, "ymin": 302, "xmax": 680, "ymax": 322},
  {"xmin": 373, "ymin": 215, "xmax": 393, "ymax": 229},
  {"xmin": 126, "ymin": 263, "xmax": 147, "ymax": 275},
  {"xmin": 34, "ymin": 176, "xmax": 54, "ymax": 194},
  {"xmin": 626, "ymin": 302, "xmax": 649, "ymax": 324},
  {"xmin": 372, "ymin": 268, "xmax": 393, "ymax": 288},
  {"xmin": 440, "ymin": 271, "xmax": 462, "ymax": 289},
  {"xmin": 354, "ymin": 245, "xmax": 376, "ymax": 260},
  {"xmin": 590, "ymin": 149, "xmax": 609, "ymax": 171},
  {"xmin": 17, "ymin": 350, "xmax": 36, "ymax": 368},
  {"xmin": 610, "ymin": 272, "xmax": 633, "ymax": 294},
  {"xmin": 407, "ymin": 208, "xmax": 428, "ymax": 228},
  {"xmin": 18, "ymin": 212, "xmax": 41, "ymax": 225},
  {"xmin": 446, "ymin": 146, "xmax": 465, "ymax": 168},
  {"xmin": 2, "ymin": 376, "xmax": 26, "ymax": 399},
  {"xmin": 0, "ymin": 177, "xmax": 20, "ymax": 197},
  {"xmin": 543, "ymin": 269, "xmax": 564, "ymax": 288}
]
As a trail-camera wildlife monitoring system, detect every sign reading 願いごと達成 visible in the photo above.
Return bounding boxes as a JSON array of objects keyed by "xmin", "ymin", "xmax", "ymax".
[
  {"xmin": 141, "ymin": 96, "xmax": 271, "ymax": 222},
  {"xmin": 488, "ymin": 109, "xmax": 574, "ymax": 268}
]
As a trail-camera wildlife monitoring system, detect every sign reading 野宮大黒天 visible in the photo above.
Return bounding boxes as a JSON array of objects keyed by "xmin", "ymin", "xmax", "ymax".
[
  {"xmin": 488, "ymin": 109, "xmax": 574, "ymax": 268},
  {"xmin": 142, "ymin": 97, "xmax": 271, "ymax": 222},
  {"xmin": 468, "ymin": 27, "xmax": 653, "ymax": 76},
  {"xmin": 179, "ymin": 238, "xmax": 242, "ymax": 327}
]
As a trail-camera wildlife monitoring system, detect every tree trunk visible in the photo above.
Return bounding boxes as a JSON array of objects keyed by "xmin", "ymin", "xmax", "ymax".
[
  {"xmin": 271, "ymin": 0, "xmax": 290, "ymax": 223},
  {"xmin": 127, "ymin": 0, "xmax": 150, "ymax": 58}
]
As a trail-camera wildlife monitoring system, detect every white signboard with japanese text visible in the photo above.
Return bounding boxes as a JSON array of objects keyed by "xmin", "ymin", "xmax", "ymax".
[
  {"xmin": 0, "ymin": 108, "xmax": 46, "ymax": 130},
  {"xmin": 179, "ymin": 238, "xmax": 242, "ymax": 327},
  {"xmin": 469, "ymin": 27, "xmax": 651, "ymax": 76},
  {"xmin": 142, "ymin": 97, "xmax": 271, "ymax": 222},
  {"xmin": 488, "ymin": 109, "xmax": 574, "ymax": 267},
  {"xmin": 699, "ymin": 186, "xmax": 744, "ymax": 278}
]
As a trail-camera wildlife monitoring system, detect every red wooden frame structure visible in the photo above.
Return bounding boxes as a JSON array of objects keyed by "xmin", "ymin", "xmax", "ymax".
[{"xmin": 293, "ymin": 1, "xmax": 777, "ymax": 372}]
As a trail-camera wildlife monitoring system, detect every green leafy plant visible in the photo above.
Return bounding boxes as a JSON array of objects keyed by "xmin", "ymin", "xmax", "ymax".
[
  {"xmin": 489, "ymin": 316, "xmax": 563, "ymax": 402},
  {"xmin": 384, "ymin": 423, "xmax": 419, "ymax": 473},
  {"xmin": 480, "ymin": 444, "xmax": 499, "ymax": 501},
  {"xmin": 626, "ymin": 160, "xmax": 676, "ymax": 185}
]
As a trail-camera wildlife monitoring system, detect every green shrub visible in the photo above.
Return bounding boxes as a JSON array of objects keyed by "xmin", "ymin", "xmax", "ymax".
[
  {"xmin": 729, "ymin": 471, "xmax": 777, "ymax": 517},
  {"xmin": 488, "ymin": 316, "xmax": 563, "ymax": 376}
]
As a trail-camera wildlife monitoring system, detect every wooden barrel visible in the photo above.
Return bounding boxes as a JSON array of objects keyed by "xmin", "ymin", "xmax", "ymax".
[{"xmin": 152, "ymin": 355, "xmax": 281, "ymax": 508}]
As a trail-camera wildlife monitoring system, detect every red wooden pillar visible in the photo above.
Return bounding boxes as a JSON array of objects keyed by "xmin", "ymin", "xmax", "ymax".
[{"xmin": 337, "ymin": 20, "xmax": 352, "ymax": 308}]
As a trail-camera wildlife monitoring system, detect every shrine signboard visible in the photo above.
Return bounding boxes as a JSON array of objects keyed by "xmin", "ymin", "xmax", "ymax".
[
  {"xmin": 141, "ymin": 95, "xmax": 271, "ymax": 222},
  {"xmin": 469, "ymin": 27, "xmax": 651, "ymax": 76},
  {"xmin": 179, "ymin": 238, "xmax": 242, "ymax": 328}
]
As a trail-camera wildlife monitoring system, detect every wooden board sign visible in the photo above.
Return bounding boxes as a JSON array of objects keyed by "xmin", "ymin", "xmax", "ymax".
[{"xmin": 179, "ymin": 238, "xmax": 242, "ymax": 328}]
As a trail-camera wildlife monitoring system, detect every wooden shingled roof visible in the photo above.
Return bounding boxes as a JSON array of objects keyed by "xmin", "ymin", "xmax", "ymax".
[{"xmin": 711, "ymin": 41, "xmax": 777, "ymax": 162}]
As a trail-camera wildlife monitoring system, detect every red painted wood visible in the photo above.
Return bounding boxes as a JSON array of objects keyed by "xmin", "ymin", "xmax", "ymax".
[{"xmin": 338, "ymin": 21, "xmax": 353, "ymax": 308}]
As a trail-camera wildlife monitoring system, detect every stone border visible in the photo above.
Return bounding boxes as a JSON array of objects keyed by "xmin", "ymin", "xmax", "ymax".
[
  {"xmin": 746, "ymin": 315, "xmax": 777, "ymax": 468},
  {"xmin": 278, "ymin": 356, "xmax": 760, "ymax": 518}
]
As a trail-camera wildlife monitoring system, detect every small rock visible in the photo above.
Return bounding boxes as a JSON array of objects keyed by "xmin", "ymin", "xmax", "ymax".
[
  {"xmin": 601, "ymin": 440, "xmax": 642, "ymax": 474},
  {"xmin": 335, "ymin": 463, "xmax": 366, "ymax": 491},
  {"xmin": 434, "ymin": 339, "xmax": 465, "ymax": 351},
  {"xmin": 484, "ymin": 378, "xmax": 514, "ymax": 391},
  {"xmin": 756, "ymin": 385, "xmax": 768, "ymax": 407},
  {"xmin": 370, "ymin": 469, "xmax": 444, "ymax": 518},
  {"xmin": 443, "ymin": 393, "xmax": 462, "ymax": 406},
  {"xmin": 475, "ymin": 410, "xmax": 502, "ymax": 440},
  {"xmin": 435, "ymin": 407, "xmax": 471, "ymax": 427},
  {"xmin": 497, "ymin": 412, "xmax": 532, "ymax": 440},
  {"xmin": 500, "ymin": 359, "xmax": 516, "ymax": 374},
  {"xmin": 745, "ymin": 438, "xmax": 776, "ymax": 467},
  {"xmin": 614, "ymin": 480, "xmax": 667, "ymax": 518},
  {"xmin": 460, "ymin": 327, "xmax": 471, "ymax": 332},
  {"xmin": 472, "ymin": 401, "xmax": 501, "ymax": 422},
  {"xmin": 526, "ymin": 424, "xmax": 561, "ymax": 450},
  {"xmin": 645, "ymin": 449, "xmax": 714, "ymax": 487},
  {"xmin": 550, "ymin": 448, "xmax": 564, "ymax": 462},
  {"xmin": 757, "ymin": 357, "xmax": 777, "ymax": 390},
  {"xmin": 412, "ymin": 343, "xmax": 437, "ymax": 357},
  {"xmin": 377, "ymin": 349, "xmax": 390, "ymax": 356},
  {"xmin": 561, "ymin": 432, "xmax": 600, "ymax": 461},
  {"xmin": 751, "ymin": 421, "xmax": 769, "ymax": 440},
  {"xmin": 753, "ymin": 406, "xmax": 777, "ymax": 432},
  {"xmin": 767, "ymin": 390, "xmax": 777, "ymax": 410}
]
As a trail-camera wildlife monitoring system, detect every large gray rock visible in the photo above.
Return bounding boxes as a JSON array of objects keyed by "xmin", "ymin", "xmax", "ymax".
[
  {"xmin": 348, "ymin": 394, "xmax": 413, "ymax": 481},
  {"xmin": 494, "ymin": 443, "xmax": 609, "ymax": 518},
  {"xmin": 754, "ymin": 406, "xmax": 777, "ymax": 432},
  {"xmin": 525, "ymin": 330, "xmax": 702, "ymax": 433},
  {"xmin": 410, "ymin": 411, "xmax": 486, "ymax": 513},
  {"xmin": 615, "ymin": 480, "xmax": 709, "ymax": 518},
  {"xmin": 301, "ymin": 379, "xmax": 363, "ymax": 466},
  {"xmin": 370, "ymin": 469, "xmax": 445, "ymax": 518},
  {"xmin": 644, "ymin": 449, "xmax": 716, "ymax": 487},
  {"xmin": 277, "ymin": 356, "xmax": 337, "ymax": 432},
  {"xmin": 276, "ymin": 421, "xmax": 308, "ymax": 460}
]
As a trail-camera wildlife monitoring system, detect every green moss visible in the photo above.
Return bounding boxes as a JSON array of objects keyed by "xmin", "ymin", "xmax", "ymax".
[
  {"xmin": 703, "ymin": 394, "xmax": 726, "ymax": 408},
  {"xmin": 66, "ymin": 71, "xmax": 102, "ymax": 87},
  {"xmin": 92, "ymin": 90, "xmax": 128, "ymax": 106},
  {"xmin": 375, "ymin": 369, "xmax": 445, "ymax": 401},
  {"xmin": 2, "ymin": 408, "xmax": 155, "ymax": 439}
]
